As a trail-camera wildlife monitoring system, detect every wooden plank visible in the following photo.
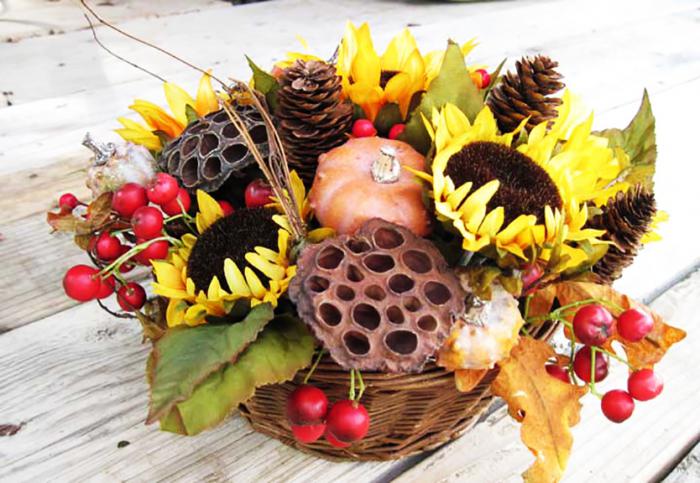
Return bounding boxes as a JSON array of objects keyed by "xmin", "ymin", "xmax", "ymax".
[
  {"xmin": 663, "ymin": 442, "xmax": 700, "ymax": 483},
  {"xmin": 394, "ymin": 270, "xmax": 700, "ymax": 483},
  {"xmin": 0, "ymin": 270, "xmax": 695, "ymax": 482},
  {"xmin": 0, "ymin": 0, "xmax": 221, "ymax": 43},
  {"xmin": 1, "ymin": 0, "xmax": 698, "ymax": 332}
]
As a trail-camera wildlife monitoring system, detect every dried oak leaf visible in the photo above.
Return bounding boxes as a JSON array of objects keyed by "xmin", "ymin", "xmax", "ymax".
[
  {"xmin": 554, "ymin": 281, "xmax": 686, "ymax": 369},
  {"xmin": 454, "ymin": 368, "xmax": 488, "ymax": 392},
  {"xmin": 47, "ymin": 192, "xmax": 114, "ymax": 236},
  {"xmin": 491, "ymin": 337, "xmax": 587, "ymax": 483}
]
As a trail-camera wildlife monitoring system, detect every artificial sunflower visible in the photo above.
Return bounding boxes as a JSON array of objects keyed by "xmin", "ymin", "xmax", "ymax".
[
  {"xmin": 115, "ymin": 72, "xmax": 220, "ymax": 151},
  {"xmin": 335, "ymin": 22, "xmax": 477, "ymax": 121},
  {"xmin": 152, "ymin": 190, "xmax": 296, "ymax": 327},
  {"xmin": 412, "ymin": 91, "xmax": 628, "ymax": 272}
]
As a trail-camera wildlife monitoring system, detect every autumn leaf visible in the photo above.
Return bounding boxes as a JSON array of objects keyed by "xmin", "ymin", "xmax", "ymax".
[
  {"xmin": 454, "ymin": 369, "xmax": 488, "ymax": 392},
  {"xmin": 553, "ymin": 281, "xmax": 686, "ymax": 369},
  {"xmin": 492, "ymin": 337, "xmax": 587, "ymax": 482}
]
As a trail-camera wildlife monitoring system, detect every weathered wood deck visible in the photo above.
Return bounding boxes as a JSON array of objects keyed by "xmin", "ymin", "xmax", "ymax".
[{"xmin": 0, "ymin": 0, "xmax": 698, "ymax": 481}]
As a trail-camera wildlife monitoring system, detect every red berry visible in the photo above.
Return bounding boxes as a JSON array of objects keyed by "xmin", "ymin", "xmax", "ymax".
[
  {"xmin": 351, "ymin": 119, "xmax": 377, "ymax": 138},
  {"xmin": 63, "ymin": 264, "xmax": 101, "ymax": 301},
  {"xmin": 218, "ymin": 200, "xmax": 235, "ymax": 216},
  {"xmin": 112, "ymin": 183, "xmax": 148, "ymax": 218},
  {"xmin": 117, "ymin": 282, "xmax": 146, "ymax": 311},
  {"xmin": 617, "ymin": 308, "xmax": 654, "ymax": 342},
  {"xmin": 244, "ymin": 179, "xmax": 274, "ymax": 209},
  {"xmin": 545, "ymin": 364, "xmax": 570, "ymax": 384},
  {"xmin": 135, "ymin": 240, "xmax": 169, "ymax": 264},
  {"xmin": 325, "ymin": 431, "xmax": 351, "ymax": 448},
  {"xmin": 161, "ymin": 188, "xmax": 191, "ymax": 216},
  {"xmin": 119, "ymin": 262, "xmax": 135, "ymax": 274},
  {"xmin": 326, "ymin": 400, "xmax": 369, "ymax": 443},
  {"xmin": 95, "ymin": 232, "xmax": 123, "ymax": 261},
  {"xmin": 59, "ymin": 193, "xmax": 79, "ymax": 211},
  {"xmin": 96, "ymin": 275, "xmax": 116, "ymax": 299},
  {"xmin": 601, "ymin": 389, "xmax": 635, "ymax": 423},
  {"xmin": 131, "ymin": 206, "xmax": 164, "ymax": 240},
  {"xmin": 628, "ymin": 369, "xmax": 664, "ymax": 401},
  {"xmin": 573, "ymin": 304, "xmax": 614, "ymax": 346},
  {"xmin": 521, "ymin": 263, "xmax": 544, "ymax": 289},
  {"xmin": 388, "ymin": 123, "xmax": 406, "ymax": 140},
  {"xmin": 286, "ymin": 385, "xmax": 329, "ymax": 425},
  {"xmin": 573, "ymin": 346, "xmax": 608, "ymax": 383},
  {"xmin": 471, "ymin": 68, "xmax": 491, "ymax": 89},
  {"xmin": 291, "ymin": 423, "xmax": 326, "ymax": 444},
  {"xmin": 147, "ymin": 173, "xmax": 180, "ymax": 205}
]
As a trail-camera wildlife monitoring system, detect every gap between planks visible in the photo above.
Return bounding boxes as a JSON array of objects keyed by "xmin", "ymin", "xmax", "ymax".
[{"xmin": 0, "ymin": 269, "xmax": 696, "ymax": 482}]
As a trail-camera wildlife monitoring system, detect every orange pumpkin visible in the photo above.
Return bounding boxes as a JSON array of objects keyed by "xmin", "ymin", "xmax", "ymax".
[{"xmin": 309, "ymin": 137, "xmax": 431, "ymax": 236}]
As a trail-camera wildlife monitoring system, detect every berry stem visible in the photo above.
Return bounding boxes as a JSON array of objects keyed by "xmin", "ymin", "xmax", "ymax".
[
  {"xmin": 303, "ymin": 349, "xmax": 325, "ymax": 384},
  {"xmin": 96, "ymin": 298, "xmax": 136, "ymax": 319},
  {"xmin": 588, "ymin": 347, "xmax": 603, "ymax": 398},
  {"xmin": 523, "ymin": 294, "xmax": 533, "ymax": 320},
  {"xmin": 597, "ymin": 345, "xmax": 635, "ymax": 370},
  {"xmin": 356, "ymin": 369, "xmax": 366, "ymax": 401},
  {"xmin": 349, "ymin": 369, "xmax": 356, "ymax": 401},
  {"xmin": 99, "ymin": 236, "xmax": 176, "ymax": 275}
]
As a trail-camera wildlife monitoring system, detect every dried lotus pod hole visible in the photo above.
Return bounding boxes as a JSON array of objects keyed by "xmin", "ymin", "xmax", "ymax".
[{"xmin": 289, "ymin": 218, "xmax": 468, "ymax": 373}]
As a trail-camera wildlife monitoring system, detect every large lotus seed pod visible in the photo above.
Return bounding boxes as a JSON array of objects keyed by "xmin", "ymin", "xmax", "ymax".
[
  {"xmin": 159, "ymin": 105, "xmax": 269, "ymax": 192},
  {"xmin": 289, "ymin": 218, "xmax": 467, "ymax": 373}
]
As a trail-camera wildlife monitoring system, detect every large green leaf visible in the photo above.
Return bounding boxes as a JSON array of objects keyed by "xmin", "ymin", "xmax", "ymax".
[
  {"xmin": 159, "ymin": 316, "xmax": 315, "ymax": 435},
  {"xmin": 246, "ymin": 56, "xmax": 280, "ymax": 111},
  {"xmin": 402, "ymin": 40, "xmax": 483, "ymax": 154},
  {"xmin": 146, "ymin": 303, "xmax": 274, "ymax": 424},
  {"xmin": 595, "ymin": 90, "xmax": 656, "ymax": 190}
]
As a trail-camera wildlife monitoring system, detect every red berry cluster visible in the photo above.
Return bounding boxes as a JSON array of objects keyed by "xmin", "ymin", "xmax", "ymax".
[
  {"xmin": 351, "ymin": 119, "xmax": 405, "ymax": 140},
  {"xmin": 545, "ymin": 304, "xmax": 662, "ymax": 423},
  {"xmin": 59, "ymin": 175, "xmax": 275, "ymax": 312},
  {"xmin": 286, "ymin": 384, "xmax": 370, "ymax": 447}
]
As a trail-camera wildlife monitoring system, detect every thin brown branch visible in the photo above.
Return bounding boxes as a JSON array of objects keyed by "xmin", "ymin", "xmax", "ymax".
[
  {"xmin": 83, "ymin": 13, "xmax": 167, "ymax": 83},
  {"xmin": 79, "ymin": 0, "xmax": 227, "ymax": 88}
]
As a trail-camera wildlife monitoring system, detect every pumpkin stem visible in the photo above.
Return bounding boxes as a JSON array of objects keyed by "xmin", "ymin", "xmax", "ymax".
[
  {"xmin": 371, "ymin": 146, "xmax": 401, "ymax": 184},
  {"xmin": 82, "ymin": 132, "xmax": 115, "ymax": 166}
]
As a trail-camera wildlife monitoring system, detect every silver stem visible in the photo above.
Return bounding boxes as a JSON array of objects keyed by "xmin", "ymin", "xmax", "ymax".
[
  {"xmin": 82, "ymin": 132, "xmax": 116, "ymax": 166},
  {"xmin": 371, "ymin": 146, "xmax": 401, "ymax": 184}
]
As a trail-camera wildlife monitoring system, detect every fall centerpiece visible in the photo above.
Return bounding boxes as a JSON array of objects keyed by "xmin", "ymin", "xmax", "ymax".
[{"xmin": 47, "ymin": 20, "xmax": 684, "ymax": 481}]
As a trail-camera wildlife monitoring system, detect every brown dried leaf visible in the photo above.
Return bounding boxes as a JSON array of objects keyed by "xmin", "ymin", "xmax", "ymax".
[
  {"xmin": 454, "ymin": 368, "xmax": 488, "ymax": 392},
  {"xmin": 554, "ymin": 281, "xmax": 686, "ymax": 369},
  {"xmin": 492, "ymin": 337, "xmax": 587, "ymax": 482}
]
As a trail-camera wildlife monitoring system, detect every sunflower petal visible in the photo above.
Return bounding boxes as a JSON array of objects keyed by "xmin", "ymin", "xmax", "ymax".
[
  {"xmin": 195, "ymin": 72, "xmax": 219, "ymax": 116},
  {"xmin": 223, "ymin": 259, "xmax": 252, "ymax": 297},
  {"xmin": 244, "ymin": 267, "xmax": 266, "ymax": 299}
]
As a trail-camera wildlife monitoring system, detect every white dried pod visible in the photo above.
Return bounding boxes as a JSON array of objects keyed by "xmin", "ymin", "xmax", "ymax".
[
  {"xmin": 84, "ymin": 133, "xmax": 158, "ymax": 196},
  {"xmin": 438, "ymin": 284, "xmax": 524, "ymax": 370}
]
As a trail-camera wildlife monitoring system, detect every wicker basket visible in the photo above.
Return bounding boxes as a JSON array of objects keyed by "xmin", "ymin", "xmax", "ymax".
[{"xmin": 239, "ymin": 359, "xmax": 498, "ymax": 461}]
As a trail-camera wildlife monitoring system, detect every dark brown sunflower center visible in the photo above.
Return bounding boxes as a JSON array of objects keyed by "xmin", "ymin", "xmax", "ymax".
[
  {"xmin": 444, "ymin": 141, "xmax": 562, "ymax": 225},
  {"xmin": 187, "ymin": 207, "xmax": 279, "ymax": 292}
]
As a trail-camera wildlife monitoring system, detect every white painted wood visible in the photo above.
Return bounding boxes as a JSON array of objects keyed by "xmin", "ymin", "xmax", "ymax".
[
  {"xmin": 0, "ymin": 271, "xmax": 695, "ymax": 482},
  {"xmin": 0, "ymin": 0, "xmax": 221, "ymax": 42},
  {"xmin": 395, "ymin": 270, "xmax": 700, "ymax": 483}
]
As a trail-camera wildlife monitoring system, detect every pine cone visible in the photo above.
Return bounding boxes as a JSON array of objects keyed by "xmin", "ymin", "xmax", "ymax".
[
  {"xmin": 277, "ymin": 60, "xmax": 353, "ymax": 185},
  {"xmin": 487, "ymin": 55, "xmax": 564, "ymax": 133},
  {"xmin": 289, "ymin": 219, "xmax": 467, "ymax": 373},
  {"xmin": 159, "ymin": 105, "xmax": 269, "ymax": 192},
  {"xmin": 588, "ymin": 186, "xmax": 657, "ymax": 284}
]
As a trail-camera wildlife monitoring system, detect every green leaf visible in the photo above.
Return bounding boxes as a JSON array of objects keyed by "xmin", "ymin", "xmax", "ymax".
[
  {"xmin": 595, "ymin": 90, "xmax": 656, "ymax": 190},
  {"xmin": 147, "ymin": 303, "xmax": 275, "ymax": 424},
  {"xmin": 246, "ymin": 56, "xmax": 280, "ymax": 112},
  {"xmin": 402, "ymin": 40, "xmax": 484, "ymax": 154},
  {"xmin": 185, "ymin": 104, "xmax": 200, "ymax": 125},
  {"xmin": 483, "ymin": 58, "xmax": 507, "ymax": 100},
  {"xmin": 160, "ymin": 315, "xmax": 314, "ymax": 435}
]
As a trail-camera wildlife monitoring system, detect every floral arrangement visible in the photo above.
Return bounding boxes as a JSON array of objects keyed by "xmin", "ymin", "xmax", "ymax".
[{"xmin": 48, "ymin": 21, "xmax": 685, "ymax": 481}]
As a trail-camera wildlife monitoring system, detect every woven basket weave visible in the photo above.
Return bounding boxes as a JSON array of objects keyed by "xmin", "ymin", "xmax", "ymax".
[{"xmin": 239, "ymin": 359, "xmax": 498, "ymax": 461}]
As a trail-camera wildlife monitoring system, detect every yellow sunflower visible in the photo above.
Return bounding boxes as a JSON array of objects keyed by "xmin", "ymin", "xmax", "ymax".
[
  {"xmin": 411, "ymin": 91, "xmax": 628, "ymax": 272},
  {"xmin": 151, "ymin": 190, "xmax": 296, "ymax": 327},
  {"xmin": 335, "ymin": 22, "xmax": 476, "ymax": 121},
  {"xmin": 115, "ymin": 72, "xmax": 220, "ymax": 151}
]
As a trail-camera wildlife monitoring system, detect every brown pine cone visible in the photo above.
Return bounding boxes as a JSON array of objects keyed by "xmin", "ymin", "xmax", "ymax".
[
  {"xmin": 289, "ymin": 219, "xmax": 467, "ymax": 373},
  {"xmin": 487, "ymin": 55, "xmax": 565, "ymax": 133},
  {"xmin": 160, "ymin": 105, "xmax": 268, "ymax": 192},
  {"xmin": 277, "ymin": 60, "xmax": 353, "ymax": 185},
  {"xmin": 588, "ymin": 186, "xmax": 657, "ymax": 284}
]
